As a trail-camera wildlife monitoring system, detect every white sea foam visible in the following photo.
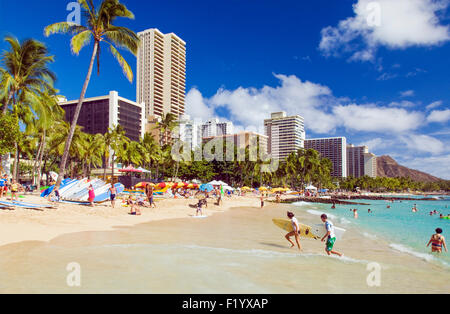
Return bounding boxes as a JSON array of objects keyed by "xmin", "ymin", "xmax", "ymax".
[
  {"xmin": 306, "ymin": 209, "xmax": 337, "ymax": 220},
  {"xmin": 104, "ymin": 243, "xmax": 368, "ymax": 264},
  {"xmin": 362, "ymin": 232, "xmax": 378, "ymax": 240},
  {"xmin": 292, "ymin": 201, "xmax": 313, "ymax": 207},
  {"xmin": 389, "ymin": 243, "xmax": 435, "ymax": 263},
  {"xmin": 339, "ymin": 217, "xmax": 352, "ymax": 225}
]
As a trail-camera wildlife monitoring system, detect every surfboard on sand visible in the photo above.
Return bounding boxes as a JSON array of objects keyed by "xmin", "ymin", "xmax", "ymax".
[{"xmin": 272, "ymin": 218, "xmax": 320, "ymax": 240}]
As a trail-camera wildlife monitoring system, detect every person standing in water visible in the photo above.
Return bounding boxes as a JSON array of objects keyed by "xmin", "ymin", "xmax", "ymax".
[
  {"xmin": 321, "ymin": 214, "xmax": 342, "ymax": 257},
  {"xmin": 427, "ymin": 228, "xmax": 447, "ymax": 253},
  {"xmin": 353, "ymin": 209, "xmax": 358, "ymax": 219},
  {"xmin": 285, "ymin": 212, "xmax": 302, "ymax": 251},
  {"xmin": 109, "ymin": 185, "xmax": 117, "ymax": 208}
]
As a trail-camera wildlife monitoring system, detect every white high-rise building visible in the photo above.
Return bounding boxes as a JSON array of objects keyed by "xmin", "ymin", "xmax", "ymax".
[
  {"xmin": 137, "ymin": 28, "xmax": 186, "ymax": 119},
  {"xmin": 264, "ymin": 112, "xmax": 306, "ymax": 161},
  {"xmin": 347, "ymin": 144, "xmax": 378, "ymax": 178},
  {"xmin": 176, "ymin": 115, "xmax": 202, "ymax": 151},
  {"xmin": 364, "ymin": 152, "xmax": 377, "ymax": 178},
  {"xmin": 201, "ymin": 119, "xmax": 234, "ymax": 138}
]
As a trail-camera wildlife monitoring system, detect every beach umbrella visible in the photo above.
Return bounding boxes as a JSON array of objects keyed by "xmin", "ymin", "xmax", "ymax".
[
  {"xmin": 156, "ymin": 182, "xmax": 166, "ymax": 189},
  {"xmin": 187, "ymin": 183, "xmax": 199, "ymax": 189},
  {"xmin": 119, "ymin": 165, "xmax": 143, "ymax": 173},
  {"xmin": 259, "ymin": 187, "xmax": 268, "ymax": 191},
  {"xmin": 135, "ymin": 182, "xmax": 154, "ymax": 189},
  {"xmin": 136, "ymin": 167, "xmax": 151, "ymax": 174},
  {"xmin": 199, "ymin": 184, "xmax": 214, "ymax": 192}
]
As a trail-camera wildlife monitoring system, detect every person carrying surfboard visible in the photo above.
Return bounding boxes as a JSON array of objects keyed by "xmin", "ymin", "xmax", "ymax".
[
  {"xmin": 285, "ymin": 212, "xmax": 302, "ymax": 251},
  {"xmin": 320, "ymin": 214, "xmax": 342, "ymax": 257}
]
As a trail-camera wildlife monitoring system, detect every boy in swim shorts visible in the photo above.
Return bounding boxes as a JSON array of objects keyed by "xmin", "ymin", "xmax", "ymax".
[{"xmin": 321, "ymin": 214, "xmax": 342, "ymax": 257}]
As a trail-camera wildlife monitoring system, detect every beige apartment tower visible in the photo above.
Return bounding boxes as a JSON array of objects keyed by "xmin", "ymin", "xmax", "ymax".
[{"xmin": 137, "ymin": 28, "xmax": 186, "ymax": 118}]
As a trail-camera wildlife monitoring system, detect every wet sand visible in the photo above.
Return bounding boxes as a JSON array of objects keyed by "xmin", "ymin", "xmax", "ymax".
[{"xmin": 0, "ymin": 202, "xmax": 449, "ymax": 294}]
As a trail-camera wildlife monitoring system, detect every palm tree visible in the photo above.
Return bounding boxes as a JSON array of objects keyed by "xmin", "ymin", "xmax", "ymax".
[
  {"xmin": 155, "ymin": 113, "xmax": 178, "ymax": 146},
  {"xmin": 31, "ymin": 90, "xmax": 65, "ymax": 189},
  {"xmin": 140, "ymin": 133, "xmax": 160, "ymax": 178},
  {"xmin": 44, "ymin": 0, "xmax": 140, "ymax": 188},
  {"xmin": 0, "ymin": 36, "xmax": 56, "ymax": 115},
  {"xmin": 100, "ymin": 130, "xmax": 113, "ymax": 181},
  {"xmin": 109, "ymin": 125, "xmax": 129, "ymax": 183},
  {"xmin": 79, "ymin": 133, "xmax": 104, "ymax": 178}
]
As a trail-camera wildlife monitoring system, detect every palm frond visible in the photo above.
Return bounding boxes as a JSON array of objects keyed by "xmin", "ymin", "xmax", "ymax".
[
  {"xmin": 104, "ymin": 26, "xmax": 140, "ymax": 55},
  {"xmin": 71, "ymin": 30, "xmax": 93, "ymax": 55},
  {"xmin": 44, "ymin": 22, "xmax": 87, "ymax": 37},
  {"xmin": 107, "ymin": 42, "xmax": 133, "ymax": 82}
]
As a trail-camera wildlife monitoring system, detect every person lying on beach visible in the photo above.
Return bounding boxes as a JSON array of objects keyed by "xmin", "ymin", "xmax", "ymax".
[
  {"xmin": 321, "ymin": 214, "xmax": 342, "ymax": 257},
  {"xmin": 136, "ymin": 195, "xmax": 145, "ymax": 207},
  {"xmin": 127, "ymin": 196, "xmax": 141, "ymax": 216},
  {"xmin": 427, "ymin": 228, "xmax": 447, "ymax": 253},
  {"xmin": 285, "ymin": 212, "xmax": 302, "ymax": 251}
]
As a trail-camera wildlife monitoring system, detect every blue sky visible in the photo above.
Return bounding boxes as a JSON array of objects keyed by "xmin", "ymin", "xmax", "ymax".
[{"xmin": 0, "ymin": 0, "xmax": 449, "ymax": 178}]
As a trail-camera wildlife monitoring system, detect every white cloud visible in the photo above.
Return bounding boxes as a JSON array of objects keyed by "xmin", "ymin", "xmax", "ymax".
[
  {"xmin": 388, "ymin": 100, "xmax": 417, "ymax": 108},
  {"xmin": 426, "ymin": 100, "xmax": 443, "ymax": 110},
  {"xmin": 209, "ymin": 74, "xmax": 338, "ymax": 134},
  {"xmin": 319, "ymin": 0, "xmax": 450, "ymax": 62},
  {"xmin": 400, "ymin": 134, "xmax": 445, "ymax": 154},
  {"xmin": 400, "ymin": 90, "xmax": 415, "ymax": 97},
  {"xmin": 187, "ymin": 74, "xmax": 433, "ymax": 136},
  {"xmin": 427, "ymin": 109, "xmax": 450, "ymax": 123},
  {"xmin": 401, "ymin": 155, "xmax": 450, "ymax": 179},
  {"xmin": 185, "ymin": 88, "xmax": 216, "ymax": 121},
  {"xmin": 333, "ymin": 104, "xmax": 424, "ymax": 133}
]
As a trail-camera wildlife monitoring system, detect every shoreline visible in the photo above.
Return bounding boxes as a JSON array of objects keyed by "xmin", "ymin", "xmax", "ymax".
[{"xmin": 280, "ymin": 194, "xmax": 442, "ymax": 205}]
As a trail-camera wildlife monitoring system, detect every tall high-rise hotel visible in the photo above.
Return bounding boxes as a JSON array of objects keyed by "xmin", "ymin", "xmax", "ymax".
[{"xmin": 137, "ymin": 28, "xmax": 186, "ymax": 118}]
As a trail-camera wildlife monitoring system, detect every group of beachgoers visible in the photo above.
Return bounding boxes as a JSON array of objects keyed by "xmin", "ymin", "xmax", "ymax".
[
  {"xmin": 0, "ymin": 174, "xmax": 22, "ymax": 202},
  {"xmin": 285, "ymin": 211, "xmax": 343, "ymax": 257},
  {"xmin": 124, "ymin": 184, "xmax": 157, "ymax": 215}
]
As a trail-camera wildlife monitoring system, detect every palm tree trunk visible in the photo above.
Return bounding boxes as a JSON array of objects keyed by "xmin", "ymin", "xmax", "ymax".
[
  {"xmin": 1, "ymin": 90, "xmax": 14, "ymax": 115},
  {"xmin": 103, "ymin": 153, "xmax": 107, "ymax": 181},
  {"xmin": 33, "ymin": 135, "xmax": 44, "ymax": 185},
  {"xmin": 111, "ymin": 152, "xmax": 115, "ymax": 184},
  {"xmin": 36, "ymin": 132, "xmax": 46, "ymax": 192},
  {"xmin": 55, "ymin": 41, "xmax": 99, "ymax": 189},
  {"xmin": 12, "ymin": 142, "xmax": 19, "ymax": 181}
]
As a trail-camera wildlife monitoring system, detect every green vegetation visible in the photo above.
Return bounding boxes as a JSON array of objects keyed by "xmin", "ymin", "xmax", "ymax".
[
  {"xmin": 0, "ymin": 1, "xmax": 448, "ymax": 193},
  {"xmin": 44, "ymin": 0, "xmax": 140, "ymax": 189}
]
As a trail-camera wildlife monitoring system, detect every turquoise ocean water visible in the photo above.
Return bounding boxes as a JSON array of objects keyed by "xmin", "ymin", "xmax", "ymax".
[{"xmin": 293, "ymin": 196, "xmax": 450, "ymax": 268}]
